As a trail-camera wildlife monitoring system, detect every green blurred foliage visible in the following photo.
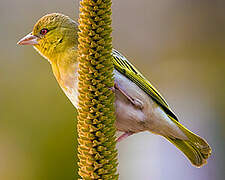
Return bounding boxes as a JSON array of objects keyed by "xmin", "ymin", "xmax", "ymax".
[
  {"xmin": 0, "ymin": 48, "xmax": 78, "ymax": 179},
  {"xmin": 0, "ymin": 0, "xmax": 225, "ymax": 180}
]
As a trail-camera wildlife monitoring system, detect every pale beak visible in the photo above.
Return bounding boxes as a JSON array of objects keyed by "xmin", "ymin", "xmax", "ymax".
[{"xmin": 17, "ymin": 33, "xmax": 39, "ymax": 45}]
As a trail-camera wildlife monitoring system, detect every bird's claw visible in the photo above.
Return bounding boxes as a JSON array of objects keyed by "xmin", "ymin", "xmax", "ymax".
[{"xmin": 109, "ymin": 86, "xmax": 116, "ymax": 93}]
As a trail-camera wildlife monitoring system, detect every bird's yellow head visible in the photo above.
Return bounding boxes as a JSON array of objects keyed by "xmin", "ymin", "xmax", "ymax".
[{"xmin": 18, "ymin": 13, "xmax": 78, "ymax": 63}]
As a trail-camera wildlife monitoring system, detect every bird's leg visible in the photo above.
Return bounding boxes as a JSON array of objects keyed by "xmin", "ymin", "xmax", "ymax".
[
  {"xmin": 114, "ymin": 83, "xmax": 143, "ymax": 109},
  {"xmin": 117, "ymin": 132, "xmax": 134, "ymax": 142}
]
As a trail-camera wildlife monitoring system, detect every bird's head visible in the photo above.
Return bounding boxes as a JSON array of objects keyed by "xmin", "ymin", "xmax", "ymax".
[{"xmin": 18, "ymin": 13, "xmax": 78, "ymax": 63}]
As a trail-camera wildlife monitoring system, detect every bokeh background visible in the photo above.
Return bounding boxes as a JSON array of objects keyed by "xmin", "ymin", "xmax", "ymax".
[{"xmin": 0, "ymin": 0, "xmax": 225, "ymax": 179}]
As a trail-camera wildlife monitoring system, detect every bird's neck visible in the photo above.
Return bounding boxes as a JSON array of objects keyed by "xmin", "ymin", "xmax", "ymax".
[{"xmin": 51, "ymin": 47, "xmax": 79, "ymax": 91}]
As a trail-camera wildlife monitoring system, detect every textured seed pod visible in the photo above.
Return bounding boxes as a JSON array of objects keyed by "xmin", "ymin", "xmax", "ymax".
[{"xmin": 77, "ymin": 0, "xmax": 118, "ymax": 179}]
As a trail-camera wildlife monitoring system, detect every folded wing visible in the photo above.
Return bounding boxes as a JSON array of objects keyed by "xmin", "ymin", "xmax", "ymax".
[{"xmin": 112, "ymin": 49, "xmax": 178, "ymax": 121}]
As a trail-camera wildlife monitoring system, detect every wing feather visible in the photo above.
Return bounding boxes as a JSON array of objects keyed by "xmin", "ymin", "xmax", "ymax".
[{"xmin": 112, "ymin": 49, "xmax": 178, "ymax": 121}]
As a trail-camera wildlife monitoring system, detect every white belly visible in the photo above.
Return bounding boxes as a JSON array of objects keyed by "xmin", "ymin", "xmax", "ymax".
[{"xmin": 62, "ymin": 69, "xmax": 185, "ymax": 138}]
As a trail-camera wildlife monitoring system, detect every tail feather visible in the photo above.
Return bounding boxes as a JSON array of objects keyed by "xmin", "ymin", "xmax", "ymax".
[{"xmin": 165, "ymin": 117, "xmax": 212, "ymax": 167}]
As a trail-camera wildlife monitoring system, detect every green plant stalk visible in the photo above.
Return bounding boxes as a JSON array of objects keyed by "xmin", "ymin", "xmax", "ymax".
[{"xmin": 77, "ymin": 0, "xmax": 118, "ymax": 179}]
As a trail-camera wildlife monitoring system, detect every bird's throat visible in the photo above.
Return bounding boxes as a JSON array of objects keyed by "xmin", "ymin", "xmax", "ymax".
[{"xmin": 51, "ymin": 47, "xmax": 78, "ymax": 91}]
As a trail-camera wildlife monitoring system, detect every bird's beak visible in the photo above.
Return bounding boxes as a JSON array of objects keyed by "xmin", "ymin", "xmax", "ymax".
[{"xmin": 17, "ymin": 33, "xmax": 39, "ymax": 45}]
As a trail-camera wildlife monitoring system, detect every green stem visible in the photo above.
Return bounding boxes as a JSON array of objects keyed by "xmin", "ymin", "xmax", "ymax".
[{"xmin": 77, "ymin": 0, "xmax": 118, "ymax": 179}]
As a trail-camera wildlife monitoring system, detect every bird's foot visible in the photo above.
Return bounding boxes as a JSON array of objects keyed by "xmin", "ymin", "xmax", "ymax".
[
  {"xmin": 110, "ymin": 86, "xmax": 116, "ymax": 93},
  {"xmin": 117, "ymin": 132, "xmax": 133, "ymax": 142},
  {"xmin": 114, "ymin": 83, "xmax": 143, "ymax": 109}
]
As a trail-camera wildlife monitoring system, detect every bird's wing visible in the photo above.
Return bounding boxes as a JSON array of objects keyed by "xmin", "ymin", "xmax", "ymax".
[{"xmin": 112, "ymin": 49, "xmax": 178, "ymax": 121}]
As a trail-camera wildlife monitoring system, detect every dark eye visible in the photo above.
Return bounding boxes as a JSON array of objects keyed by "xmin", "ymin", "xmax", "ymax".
[{"xmin": 40, "ymin": 28, "xmax": 49, "ymax": 35}]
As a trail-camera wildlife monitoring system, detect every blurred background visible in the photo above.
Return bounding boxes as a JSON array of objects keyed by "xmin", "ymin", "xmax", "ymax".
[{"xmin": 0, "ymin": 0, "xmax": 224, "ymax": 179}]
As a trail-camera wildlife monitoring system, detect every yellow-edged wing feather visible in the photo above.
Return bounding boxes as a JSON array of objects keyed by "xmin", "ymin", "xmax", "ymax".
[{"xmin": 112, "ymin": 49, "xmax": 178, "ymax": 121}]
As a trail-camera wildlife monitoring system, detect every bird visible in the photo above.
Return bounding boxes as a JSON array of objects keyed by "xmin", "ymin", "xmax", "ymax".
[{"xmin": 17, "ymin": 13, "xmax": 211, "ymax": 167}]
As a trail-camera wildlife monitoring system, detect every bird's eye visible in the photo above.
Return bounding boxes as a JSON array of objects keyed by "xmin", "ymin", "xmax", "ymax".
[{"xmin": 40, "ymin": 28, "xmax": 49, "ymax": 35}]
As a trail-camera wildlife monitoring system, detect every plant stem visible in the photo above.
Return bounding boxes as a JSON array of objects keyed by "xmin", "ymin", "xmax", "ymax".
[{"xmin": 77, "ymin": 0, "xmax": 118, "ymax": 179}]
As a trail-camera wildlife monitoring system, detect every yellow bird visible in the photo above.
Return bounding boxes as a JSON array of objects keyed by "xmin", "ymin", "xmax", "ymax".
[{"xmin": 18, "ymin": 13, "xmax": 211, "ymax": 167}]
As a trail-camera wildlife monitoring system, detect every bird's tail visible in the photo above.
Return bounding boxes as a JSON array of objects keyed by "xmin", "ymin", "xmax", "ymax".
[{"xmin": 164, "ymin": 117, "xmax": 212, "ymax": 167}]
